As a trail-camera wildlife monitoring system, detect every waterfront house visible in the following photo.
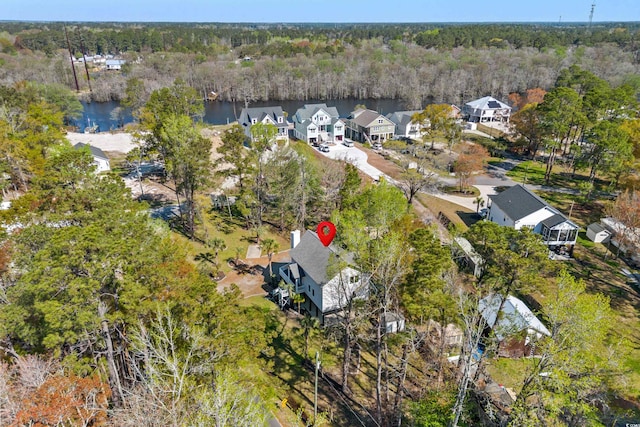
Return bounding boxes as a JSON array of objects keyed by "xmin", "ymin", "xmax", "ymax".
[
  {"xmin": 462, "ymin": 96, "xmax": 511, "ymax": 123},
  {"xmin": 345, "ymin": 109, "xmax": 395, "ymax": 144},
  {"xmin": 292, "ymin": 103, "xmax": 345, "ymax": 144},
  {"xmin": 385, "ymin": 110, "xmax": 423, "ymax": 139},
  {"xmin": 487, "ymin": 184, "xmax": 579, "ymax": 255},
  {"xmin": 238, "ymin": 106, "xmax": 289, "ymax": 143},
  {"xmin": 279, "ymin": 230, "xmax": 368, "ymax": 324}
]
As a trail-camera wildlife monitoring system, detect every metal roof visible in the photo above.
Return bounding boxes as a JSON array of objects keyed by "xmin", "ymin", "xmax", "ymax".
[
  {"xmin": 465, "ymin": 96, "xmax": 511, "ymax": 110},
  {"xmin": 480, "ymin": 294, "xmax": 551, "ymax": 340}
]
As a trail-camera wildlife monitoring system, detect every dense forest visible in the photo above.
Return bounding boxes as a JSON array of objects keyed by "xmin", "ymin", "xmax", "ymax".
[
  {"xmin": 1, "ymin": 22, "xmax": 640, "ymax": 427},
  {"xmin": 0, "ymin": 22, "xmax": 638, "ymax": 106}
]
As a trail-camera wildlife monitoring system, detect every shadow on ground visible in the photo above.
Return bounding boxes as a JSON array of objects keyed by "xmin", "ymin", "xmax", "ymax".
[{"xmin": 457, "ymin": 211, "xmax": 482, "ymax": 228}]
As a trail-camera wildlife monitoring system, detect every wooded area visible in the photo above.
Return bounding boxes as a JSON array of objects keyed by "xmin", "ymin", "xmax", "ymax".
[
  {"xmin": 0, "ymin": 21, "xmax": 639, "ymax": 427},
  {"xmin": 0, "ymin": 22, "xmax": 638, "ymax": 106}
]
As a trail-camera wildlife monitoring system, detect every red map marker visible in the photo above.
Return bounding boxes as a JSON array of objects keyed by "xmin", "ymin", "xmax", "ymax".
[{"xmin": 317, "ymin": 221, "xmax": 336, "ymax": 247}]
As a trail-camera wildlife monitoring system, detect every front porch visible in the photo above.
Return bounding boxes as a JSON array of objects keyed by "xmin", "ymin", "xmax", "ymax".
[{"xmin": 278, "ymin": 263, "xmax": 304, "ymax": 294}]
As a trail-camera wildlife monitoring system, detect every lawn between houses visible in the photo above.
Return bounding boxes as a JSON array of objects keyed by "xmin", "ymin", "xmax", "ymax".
[{"xmin": 485, "ymin": 185, "xmax": 640, "ymax": 415}]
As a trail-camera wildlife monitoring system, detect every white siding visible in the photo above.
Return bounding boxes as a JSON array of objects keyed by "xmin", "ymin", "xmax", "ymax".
[
  {"xmin": 488, "ymin": 204, "xmax": 514, "ymax": 227},
  {"xmin": 94, "ymin": 157, "xmax": 110, "ymax": 173},
  {"xmin": 515, "ymin": 208, "xmax": 555, "ymax": 232},
  {"xmin": 321, "ymin": 267, "xmax": 367, "ymax": 313}
]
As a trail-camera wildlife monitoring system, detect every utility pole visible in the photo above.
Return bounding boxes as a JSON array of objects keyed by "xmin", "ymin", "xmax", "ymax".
[
  {"xmin": 76, "ymin": 29, "xmax": 92, "ymax": 92},
  {"xmin": 64, "ymin": 26, "xmax": 80, "ymax": 92},
  {"xmin": 588, "ymin": 1, "xmax": 596, "ymax": 28},
  {"xmin": 314, "ymin": 351, "xmax": 321, "ymax": 425}
]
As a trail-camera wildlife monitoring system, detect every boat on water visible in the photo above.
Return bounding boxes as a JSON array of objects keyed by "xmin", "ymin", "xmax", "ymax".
[{"xmin": 84, "ymin": 118, "xmax": 99, "ymax": 134}]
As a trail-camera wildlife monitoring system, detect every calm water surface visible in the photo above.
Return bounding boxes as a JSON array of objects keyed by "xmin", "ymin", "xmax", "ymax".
[{"xmin": 75, "ymin": 98, "xmax": 409, "ymax": 132}]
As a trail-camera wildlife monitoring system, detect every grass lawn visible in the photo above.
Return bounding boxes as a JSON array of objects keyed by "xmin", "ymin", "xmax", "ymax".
[
  {"xmin": 503, "ymin": 160, "xmax": 612, "ymax": 193},
  {"xmin": 486, "ymin": 358, "xmax": 537, "ymax": 393},
  {"xmin": 174, "ymin": 194, "xmax": 289, "ymax": 274},
  {"xmin": 527, "ymin": 188, "xmax": 640, "ymax": 407},
  {"xmin": 416, "ymin": 193, "xmax": 478, "ymax": 231}
]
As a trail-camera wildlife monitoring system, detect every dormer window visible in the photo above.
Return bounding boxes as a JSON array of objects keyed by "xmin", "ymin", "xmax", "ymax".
[
  {"xmin": 251, "ymin": 118, "xmax": 257, "ymax": 125},
  {"xmin": 278, "ymin": 116, "xmax": 283, "ymax": 123}
]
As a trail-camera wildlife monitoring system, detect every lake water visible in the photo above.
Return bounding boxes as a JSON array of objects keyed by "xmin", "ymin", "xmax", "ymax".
[{"xmin": 74, "ymin": 98, "xmax": 409, "ymax": 132}]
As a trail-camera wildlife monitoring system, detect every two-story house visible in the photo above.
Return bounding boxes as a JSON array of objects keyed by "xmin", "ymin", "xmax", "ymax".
[
  {"xmin": 345, "ymin": 109, "xmax": 395, "ymax": 144},
  {"xmin": 279, "ymin": 230, "xmax": 368, "ymax": 324},
  {"xmin": 462, "ymin": 96, "xmax": 511, "ymax": 123},
  {"xmin": 292, "ymin": 103, "xmax": 346, "ymax": 145},
  {"xmin": 488, "ymin": 184, "xmax": 579, "ymax": 255},
  {"xmin": 385, "ymin": 110, "xmax": 423, "ymax": 139},
  {"xmin": 238, "ymin": 106, "xmax": 289, "ymax": 142}
]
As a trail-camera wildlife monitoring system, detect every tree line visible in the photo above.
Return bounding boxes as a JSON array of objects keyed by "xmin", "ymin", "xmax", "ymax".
[
  {"xmin": 511, "ymin": 65, "xmax": 639, "ymax": 191},
  {"xmin": 4, "ymin": 22, "xmax": 640, "ymax": 56},
  {"xmin": 1, "ymin": 23, "xmax": 639, "ymax": 108}
]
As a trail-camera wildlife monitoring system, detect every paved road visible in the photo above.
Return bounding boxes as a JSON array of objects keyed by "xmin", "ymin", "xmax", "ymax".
[{"xmin": 315, "ymin": 143, "xmax": 510, "ymax": 211}]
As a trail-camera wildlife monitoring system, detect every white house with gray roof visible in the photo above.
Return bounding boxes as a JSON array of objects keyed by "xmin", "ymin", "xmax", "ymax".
[
  {"xmin": 488, "ymin": 184, "xmax": 578, "ymax": 254},
  {"xmin": 463, "ymin": 96, "xmax": 511, "ymax": 123},
  {"xmin": 279, "ymin": 230, "xmax": 368, "ymax": 323},
  {"xmin": 386, "ymin": 110, "xmax": 423, "ymax": 138},
  {"xmin": 238, "ymin": 106, "xmax": 289, "ymax": 143},
  {"xmin": 292, "ymin": 103, "xmax": 345, "ymax": 144},
  {"xmin": 73, "ymin": 142, "xmax": 110, "ymax": 173}
]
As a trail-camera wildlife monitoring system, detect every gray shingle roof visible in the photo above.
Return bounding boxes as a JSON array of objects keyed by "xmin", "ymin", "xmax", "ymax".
[
  {"xmin": 489, "ymin": 184, "xmax": 549, "ymax": 221},
  {"xmin": 294, "ymin": 103, "xmax": 340, "ymax": 123},
  {"xmin": 289, "ymin": 230, "xmax": 351, "ymax": 285},
  {"xmin": 73, "ymin": 142, "xmax": 108, "ymax": 160},
  {"xmin": 386, "ymin": 110, "xmax": 421, "ymax": 127},
  {"xmin": 588, "ymin": 222, "xmax": 607, "ymax": 233},
  {"xmin": 349, "ymin": 109, "xmax": 387, "ymax": 128},
  {"xmin": 290, "ymin": 231, "xmax": 332, "ymax": 284},
  {"xmin": 541, "ymin": 213, "xmax": 568, "ymax": 229},
  {"xmin": 238, "ymin": 106, "xmax": 288, "ymax": 137}
]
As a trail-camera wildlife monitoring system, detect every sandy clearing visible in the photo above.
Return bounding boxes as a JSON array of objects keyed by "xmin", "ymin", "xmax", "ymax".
[{"xmin": 66, "ymin": 132, "xmax": 136, "ymax": 153}]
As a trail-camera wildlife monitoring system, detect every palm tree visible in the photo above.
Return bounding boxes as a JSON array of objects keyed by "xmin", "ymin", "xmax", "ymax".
[
  {"xmin": 300, "ymin": 314, "xmax": 320, "ymax": 361},
  {"xmin": 208, "ymin": 237, "xmax": 227, "ymax": 265},
  {"xmin": 292, "ymin": 292, "xmax": 305, "ymax": 313},
  {"xmin": 260, "ymin": 238, "xmax": 280, "ymax": 277},
  {"xmin": 473, "ymin": 196, "xmax": 485, "ymax": 214}
]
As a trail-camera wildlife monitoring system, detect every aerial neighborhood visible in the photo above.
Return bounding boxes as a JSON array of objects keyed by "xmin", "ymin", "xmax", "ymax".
[{"xmin": 0, "ymin": 18, "xmax": 639, "ymax": 427}]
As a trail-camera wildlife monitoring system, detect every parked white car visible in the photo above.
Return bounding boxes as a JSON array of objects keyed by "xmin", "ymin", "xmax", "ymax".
[
  {"xmin": 372, "ymin": 143, "xmax": 382, "ymax": 150},
  {"xmin": 319, "ymin": 144, "xmax": 330, "ymax": 152},
  {"xmin": 342, "ymin": 140, "xmax": 354, "ymax": 147}
]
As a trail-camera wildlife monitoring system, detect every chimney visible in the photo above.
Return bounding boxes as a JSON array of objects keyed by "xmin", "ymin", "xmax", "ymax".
[{"xmin": 291, "ymin": 230, "xmax": 301, "ymax": 249}]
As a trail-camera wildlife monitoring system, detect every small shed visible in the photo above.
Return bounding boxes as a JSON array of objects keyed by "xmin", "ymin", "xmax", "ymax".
[
  {"xmin": 385, "ymin": 312, "xmax": 406, "ymax": 334},
  {"xmin": 586, "ymin": 222, "xmax": 611, "ymax": 243}
]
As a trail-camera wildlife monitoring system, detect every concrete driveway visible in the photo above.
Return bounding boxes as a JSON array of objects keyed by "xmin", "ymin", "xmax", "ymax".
[
  {"xmin": 316, "ymin": 143, "xmax": 389, "ymax": 181},
  {"xmin": 313, "ymin": 141, "xmax": 519, "ymax": 212}
]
